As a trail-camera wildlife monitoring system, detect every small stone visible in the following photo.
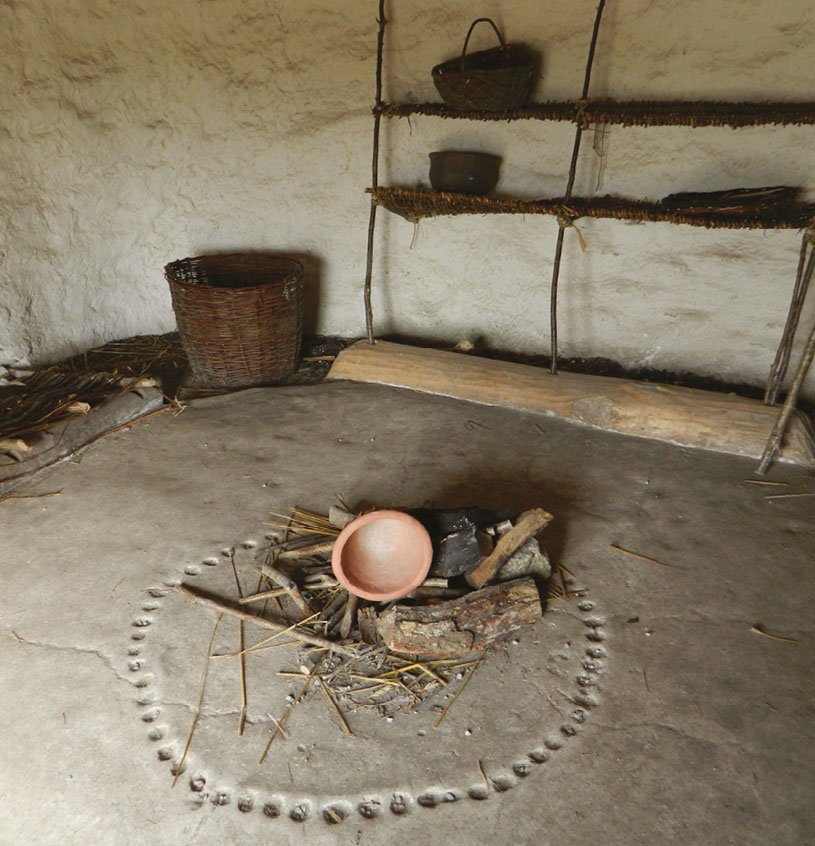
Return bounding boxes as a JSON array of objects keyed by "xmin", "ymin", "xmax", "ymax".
[{"xmin": 494, "ymin": 538, "xmax": 552, "ymax": 582}]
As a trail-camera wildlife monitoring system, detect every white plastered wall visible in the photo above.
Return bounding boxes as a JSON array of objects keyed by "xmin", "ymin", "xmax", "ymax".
[{"xmin": 1, "ymin": 0, "xmax": 814, "ymax": 398}]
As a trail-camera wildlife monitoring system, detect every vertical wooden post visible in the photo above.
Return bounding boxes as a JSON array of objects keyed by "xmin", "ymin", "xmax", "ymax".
[
  {"xmin": 549, "ymin": 0, "xmax": 606, "ymax": 374},
  {"xmin": 363, "ymin": 0, "xmax": 388, "ymax": 344}
]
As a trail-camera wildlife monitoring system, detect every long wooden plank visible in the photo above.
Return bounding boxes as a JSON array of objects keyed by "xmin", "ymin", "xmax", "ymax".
[{"xmin": 326, "ymin": 341, "xmax": 815, "ymax": 466}]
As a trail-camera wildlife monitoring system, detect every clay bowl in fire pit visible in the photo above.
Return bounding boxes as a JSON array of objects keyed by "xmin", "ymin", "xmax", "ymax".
[{"xmin": 331, "ymin": 510, "xmax": 433, "ymax": 602}]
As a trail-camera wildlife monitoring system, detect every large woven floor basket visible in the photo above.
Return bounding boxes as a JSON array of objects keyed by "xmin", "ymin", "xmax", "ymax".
[{"xmin": 165, "ymin": 253, "xmax": 304, "ymax": 388}]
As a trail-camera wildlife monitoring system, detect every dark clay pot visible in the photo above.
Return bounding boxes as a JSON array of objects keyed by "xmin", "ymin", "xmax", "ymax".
[{"xmin": 428, "ymin": 151, "xmax": 501, "ymax": 195}]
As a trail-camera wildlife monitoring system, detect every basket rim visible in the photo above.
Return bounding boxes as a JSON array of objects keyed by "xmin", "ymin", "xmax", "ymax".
[
  {"xmin": 164, "ymin": 254, "xmax": 304, "ymax": 294},
  {"xmin": 432, "ymin": 44, "xmax": 534, "ymax": 77}
]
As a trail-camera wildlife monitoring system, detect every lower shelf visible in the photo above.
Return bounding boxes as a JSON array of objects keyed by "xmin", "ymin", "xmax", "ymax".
[
  {"xmin": 327, "ymin": 341, "xmax": 815, "ymax": 466},
  {"xmin": 370, "ymin": 186, "xmax": 815, "ymax": 230}
]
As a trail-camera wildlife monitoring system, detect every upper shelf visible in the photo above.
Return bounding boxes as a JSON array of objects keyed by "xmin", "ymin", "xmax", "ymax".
[
  {"xmin": 375, "ymin": 99, "xmax": 815, "ymax": 129},
  {"xmin": 370, "ymin": 186, "xmax": 815, "ymax": 230}
]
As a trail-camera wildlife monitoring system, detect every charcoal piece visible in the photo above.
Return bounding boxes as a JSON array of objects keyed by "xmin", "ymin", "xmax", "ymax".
[
  {"xmin": 409, "ymin": 507, "xmax": 520, "ymax": 541},
  {"xmin": 431, "ymin": 526, "xmax": 483, "ymax": 578}
]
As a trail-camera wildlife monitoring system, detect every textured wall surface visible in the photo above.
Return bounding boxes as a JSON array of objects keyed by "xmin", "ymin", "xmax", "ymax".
[{"xmin": 2, "ymin": 0, "xmax": 814, "ymax": 397}]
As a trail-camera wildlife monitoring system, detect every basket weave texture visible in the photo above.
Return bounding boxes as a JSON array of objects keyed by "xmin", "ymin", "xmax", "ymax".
[
  {"xmin": 432, "ymin": 18, "xmax": 535, "ymax": 112},
  {"xmin": 165, "ymin": 253, "xmax": 304, "ymax": 388}
]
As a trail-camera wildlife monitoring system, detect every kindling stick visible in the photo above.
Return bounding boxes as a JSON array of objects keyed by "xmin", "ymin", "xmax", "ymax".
[
  {"xmin": 764, "ymin": 227, "xmax": 815, "ymax": 405},
  {"xmin": 757, "ymin": 317, "xmax": 815, "ymax": 475},
  {"xmin": 175, "ymin": 585, "xmax": 358, "ymax": 658}
]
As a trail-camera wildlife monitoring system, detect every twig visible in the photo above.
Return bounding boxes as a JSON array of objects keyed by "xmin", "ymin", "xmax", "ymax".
[
  {"xmin": 765, "ymin": 229, "xmax": 815, "ymax": 405},
  {"xmin": 757, "ymin": 312, "xmax": 815, "ymax": 475},
  {"xmin": 764, "ymin": 492, "xmax": 815, "ymax": 499},
  {"xmin": 175, "ymin": 585, "xmax": 358, "ymax": 658},
  {"xmin": 266, "ymin": 712, "xmax": 289, "ymax": 739},
  {"xmin": 210, "ymin": 639, "xmax": 300, "ymax": 658},
  {"xmin": 239, "ymin": 587, "xmax": 288, "ymax": 603},
  {"xmin": 477, "ymin": 760, "xmax": 493, "ymax": 792},
  {"xmin": 212, "ymin": 613, "xmax": 320, "ymax": 658},
  {"xmin": 610, "ymin": 544, "xmax": 679, "ymax": 569},
  {"xmin": 320, "ymin": 680, "xmax": 355, "ymax": 736},
  {"xmin": 434, "ymin": 652, "xmax": 485, "ymax": 728},
  {"xmin": 230, "ymin": 554, "xmax": 248, "ymax": 736},
  {"xmin": 259, "ymin": 657, "xmax": 325, "ymax": 763},
  {"xmin": 0, "ymin": 489, "xmax": 62, "ymax": 503},
  {"xmin": 172, "ymin": 612, "xmax": 222, "ymax": 788},
  {"xmin": 376, "ymin": 661, "xmax": 446, "ymax": 685},
  {"xmin": 743, "ymin": 479, "xmax": 787, "ymax": 486},
  {"xmin": 749, "ymin": 625, "xmax": 801, "ymax": 644}
]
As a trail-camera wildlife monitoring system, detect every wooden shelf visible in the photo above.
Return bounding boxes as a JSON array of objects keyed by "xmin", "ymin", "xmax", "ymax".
[
  {"xmin": 370, "ymin": 186, "xmax": 815, "ymax": 230},
  {"xmin": 376, "ymin": 99, "xmax": 815, "ymax": 128}
]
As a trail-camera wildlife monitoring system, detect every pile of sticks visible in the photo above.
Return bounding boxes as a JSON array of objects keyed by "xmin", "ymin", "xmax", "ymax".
[{"xmin": 174, "ymin": 505, "xmax": 586, "ymax": 773}]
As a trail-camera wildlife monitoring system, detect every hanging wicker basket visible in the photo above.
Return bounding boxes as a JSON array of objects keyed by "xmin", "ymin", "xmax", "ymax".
[
  {"xmin": 432, "ymin": 18, "xmax": 536, "ymax": 112},
  {"xmin": 165, "ymin": 253, "xmax": 304, "ymax": 388}
]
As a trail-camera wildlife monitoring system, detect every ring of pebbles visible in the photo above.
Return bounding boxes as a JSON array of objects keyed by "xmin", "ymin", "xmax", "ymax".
[{"xmin": 127, "ymin": 533, "xmax": 610, "ymax": 826}]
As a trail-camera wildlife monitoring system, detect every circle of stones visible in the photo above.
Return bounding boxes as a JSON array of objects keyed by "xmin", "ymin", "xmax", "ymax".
[{"xmin": 127, "ymin": 534, "xmax": 610, "ymax": 825}]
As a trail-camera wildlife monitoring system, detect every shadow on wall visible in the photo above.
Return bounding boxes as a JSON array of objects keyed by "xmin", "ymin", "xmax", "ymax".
[{"xmin": 189, "ymin": 248, "xmax": 323, "ymax": 335}]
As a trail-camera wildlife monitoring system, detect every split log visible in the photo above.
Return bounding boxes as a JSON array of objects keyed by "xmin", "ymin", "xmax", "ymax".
[
  {"xmin": 367, "ymin": 577, "xmax": 542, "ymax": 659},
  {"xmin": 339, "ymin": 593, "xmax": 358, "ymax": 639},
  {"xmin": 466, "ymin": 508, "xmax": 553, "ymax": 587},
  {"xmin": 357, "ymin": 606, "xmax": 380, "ymax": 645},
  {"xmin": 278, "ymin": 539, "xmax": 335, "ymax": 560},
  {"xmin": 259, "ymin": 563, "xmax": 313, "ymax": 618}
]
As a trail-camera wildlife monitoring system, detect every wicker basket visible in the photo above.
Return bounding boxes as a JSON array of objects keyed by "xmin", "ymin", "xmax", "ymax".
[
  {"xmin": 432, "ymin": 18, "xmax": 536, "ymax": 112},
  {"xmin": 165, "ymin": 253, "xmax": 304, "ymax": 388}
]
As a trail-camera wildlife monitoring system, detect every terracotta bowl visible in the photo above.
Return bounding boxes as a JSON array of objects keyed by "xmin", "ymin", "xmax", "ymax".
[{"xmin": 331, "ymin": 510, "xmax": 433, "ymax": 602}]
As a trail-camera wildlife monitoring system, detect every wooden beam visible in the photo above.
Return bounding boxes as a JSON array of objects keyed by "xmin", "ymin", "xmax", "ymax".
[{"xmin": 326, "ymin": 341, "xmax": 815, "ymax": 466}]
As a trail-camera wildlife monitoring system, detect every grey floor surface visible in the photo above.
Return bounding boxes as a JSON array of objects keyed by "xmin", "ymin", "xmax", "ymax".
[{"xmin": 1, "ymin": 380, "xmax": 813, "ymax": 846}]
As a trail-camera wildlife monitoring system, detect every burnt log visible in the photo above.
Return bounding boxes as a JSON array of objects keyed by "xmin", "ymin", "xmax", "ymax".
[{"xmin": 367, "ymin": 577, "xmax": 542, "ymax": 659}]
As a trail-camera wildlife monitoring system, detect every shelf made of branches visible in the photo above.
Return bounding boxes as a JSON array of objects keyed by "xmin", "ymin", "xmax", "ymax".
[
  {"xmin": 375, "ymin": 100, "xmax": 815, "ymax": 129},
  {"xmin": 369, "ymin": 186, "xmax": 815, "ymax": 229}
]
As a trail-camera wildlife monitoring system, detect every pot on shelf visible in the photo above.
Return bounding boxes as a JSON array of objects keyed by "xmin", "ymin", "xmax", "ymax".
[{"xmin": 428, "ymin": 150, "xmax": 502, "ymax": 195}]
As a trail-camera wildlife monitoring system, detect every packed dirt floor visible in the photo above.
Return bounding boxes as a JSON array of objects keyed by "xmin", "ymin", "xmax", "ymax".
[{"xmin": 1, "ymin": 380, "xmax": 813, "ymax": 845}]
